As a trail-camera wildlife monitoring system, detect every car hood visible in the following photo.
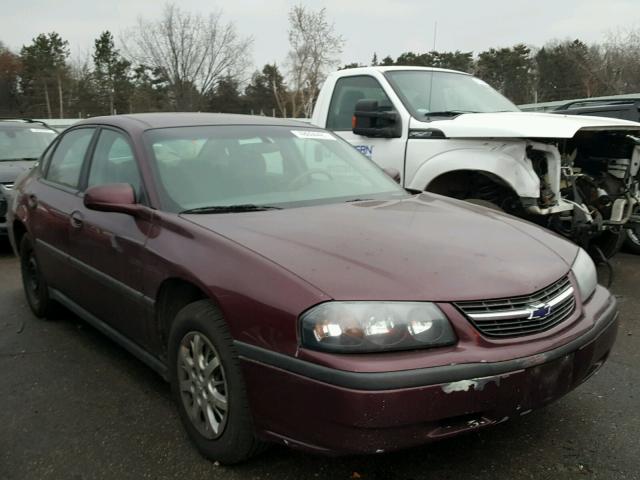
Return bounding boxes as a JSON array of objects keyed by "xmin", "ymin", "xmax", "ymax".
[
  {"xmin": 183, "ymin": 195, "xmax": 578, "ymax": 302},
  {"xmin": 411, "ymin": 111, "xmax": 640, "ymax": 139},
  {"xmin": 0, "ymin": 160, "xmax": 37, "ymax": 184}
]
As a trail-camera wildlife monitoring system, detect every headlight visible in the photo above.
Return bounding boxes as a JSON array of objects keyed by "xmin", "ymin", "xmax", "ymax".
[
  {"xmin": 571, "ymin": 248, "xmax": 597, "ymax": 302},
  {"xmin": 300, "ymin": 302, "xmax": 457, "ymax": 353}
]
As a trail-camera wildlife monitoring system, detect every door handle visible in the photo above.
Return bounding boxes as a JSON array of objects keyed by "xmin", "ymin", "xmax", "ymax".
[
  {"xmin": 70, "ymin": 211, "xmax": 84, "ymax": 229},
  {"xmin": 27, "ymin": 194, "xmax": 38, "ymax": 209}
]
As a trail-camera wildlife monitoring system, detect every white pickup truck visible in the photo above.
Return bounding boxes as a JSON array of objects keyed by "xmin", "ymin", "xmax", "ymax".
[{"xmin": 311, "ymin": 66, "xmax": 640, "ymax": 256}]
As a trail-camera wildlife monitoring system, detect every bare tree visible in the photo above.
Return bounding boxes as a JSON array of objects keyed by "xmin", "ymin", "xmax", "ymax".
[
  {"xmin": 123, "ymin": 4, "xmax": 252, "ymax": 111},
  {"xmin": 286, "ymin": 5, "xmax": 344, "ymax": 117},
  {"xmin": 600, "ymin": 28, "xmax": 640, "ymax": 95}
]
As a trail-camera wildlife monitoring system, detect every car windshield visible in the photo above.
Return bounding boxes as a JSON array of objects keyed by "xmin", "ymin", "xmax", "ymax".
[
  {"xmin": 0, "ymin": 125, "xmax": 57, "ymax": 161},
  {"xmin": 385, "ymin": 70, "xmax": 519, "ymax": 118},
  {"xmin": 144, "ymin": 125, "xmax": 408, "ymax": 212}
]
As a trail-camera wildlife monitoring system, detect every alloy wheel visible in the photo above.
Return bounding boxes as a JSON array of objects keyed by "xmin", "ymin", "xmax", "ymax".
[{"xmin": 177, "ymin": 331, "xmax": 229, "ymax": 439}]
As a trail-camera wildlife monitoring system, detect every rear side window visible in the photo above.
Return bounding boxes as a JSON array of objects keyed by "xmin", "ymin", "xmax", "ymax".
[
  {"xmin": 326, "ymin": 76, "xmax": 393, "ymax": 131},
  {"xmin": 46, "ymin": 128, "xmax": 95, "ymax": 188},
  {"xmin": 87, "ymin": 129, "xmax": 143, "ymax": 199}
]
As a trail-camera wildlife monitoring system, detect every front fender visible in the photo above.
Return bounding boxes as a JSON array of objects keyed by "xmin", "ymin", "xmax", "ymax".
[{"xmin": 406, "ymin": 143, "xmax": 541, "ymax": 198}]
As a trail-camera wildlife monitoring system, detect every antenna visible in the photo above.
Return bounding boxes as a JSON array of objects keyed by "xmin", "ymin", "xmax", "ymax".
[{"xmin": 433, "ymin": 21, "xmax": 438, "ymax": 51}]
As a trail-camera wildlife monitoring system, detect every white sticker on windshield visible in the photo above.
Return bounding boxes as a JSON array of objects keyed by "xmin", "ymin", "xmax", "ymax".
[
  {"xmin": 30, "ymin": 128, "xmax": 54, "ymax": 133},
  {"xmin": 291, "ymin": 130, "xmax": 336, "ymax": 141}
]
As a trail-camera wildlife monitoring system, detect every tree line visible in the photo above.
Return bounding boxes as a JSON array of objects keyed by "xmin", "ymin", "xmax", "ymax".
[{"xmin": 1, "ymin": 3, "xmax": 639, "ymax": 119}]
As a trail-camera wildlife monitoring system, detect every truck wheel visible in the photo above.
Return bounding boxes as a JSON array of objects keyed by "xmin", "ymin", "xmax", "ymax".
[
  {"xmin": 168, "ymin": 300, "xmax": 265, "ymax": 464},
  {"xmin": 624, "ymin": 225, "xmax": 640, "ymax": 254},
  {"xmin": 19, "ymin": 235, "xmax": 57, "ymax": 318},
  {"xmin": 591, "ymin": 230, "xmax": 625, "ymax": 259}
]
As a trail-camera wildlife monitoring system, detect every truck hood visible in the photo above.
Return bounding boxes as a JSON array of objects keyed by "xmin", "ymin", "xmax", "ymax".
[
  {"xmin": 411, "ymin": 111, "xmax": 640, "ymax": 139},
  {"xmin": 184, "ymin": 194, "xmax": 578, "ymax": 302},
  {"xmin": 0, "ymin": 160, "xmax": 37, "ymax": 184}
]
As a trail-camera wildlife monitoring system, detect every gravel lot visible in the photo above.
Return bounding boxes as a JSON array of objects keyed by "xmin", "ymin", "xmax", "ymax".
[{"xmin": 1, "ymin": 241, "xmax": 638, "ymax": 480}]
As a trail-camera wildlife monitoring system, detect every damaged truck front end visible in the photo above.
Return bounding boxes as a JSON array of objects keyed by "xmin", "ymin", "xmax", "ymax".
[{"xmin": 523, "ymin": 131, "xmax": 640, "ymax": 257}]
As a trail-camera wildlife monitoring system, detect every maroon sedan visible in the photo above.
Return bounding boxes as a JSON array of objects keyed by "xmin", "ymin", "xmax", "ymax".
[{"xmin": 9, "ymin": 114, "xmax": 618, "ymax": 463}]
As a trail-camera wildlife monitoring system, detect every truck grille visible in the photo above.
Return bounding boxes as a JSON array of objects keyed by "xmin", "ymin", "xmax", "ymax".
[{"xmin": 455, "ymin": 276, "xmax": 576, "ymax": 338}]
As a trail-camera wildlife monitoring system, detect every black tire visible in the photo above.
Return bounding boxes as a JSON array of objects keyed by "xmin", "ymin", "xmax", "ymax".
[
  {"xmin": 168, "ymin": 300, "xmax": 265, "ymax": 464},
  {"xmin": 19, "ymin": 235, "xmax": 56, "ymax": 318},
  {"xmin": 591, "ymin": 229, "xmax": 626, "ymax": 259},
  {"xmin": 624, "ymin": 224, "xmax": 640, "ymax": 255}
]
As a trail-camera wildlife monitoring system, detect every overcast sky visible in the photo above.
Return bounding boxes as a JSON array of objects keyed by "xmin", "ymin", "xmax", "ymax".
[{"xmin": 2, "ymin": 0, "xmax": 638, "ymax": 70}]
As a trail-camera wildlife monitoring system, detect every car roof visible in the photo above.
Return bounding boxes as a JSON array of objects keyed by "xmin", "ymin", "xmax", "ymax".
[{"xmin": 74, "ymin": 113, "xmax": 314, "ymax": 130}]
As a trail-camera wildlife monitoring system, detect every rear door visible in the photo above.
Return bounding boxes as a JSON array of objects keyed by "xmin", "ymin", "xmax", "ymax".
[
  {"xmin": 29, "ymin": 127, "xmax": 96, "ymax": 296},
  {"xmin": 67, "ymin": 127, "xmax": 153, "ymax": 347}
]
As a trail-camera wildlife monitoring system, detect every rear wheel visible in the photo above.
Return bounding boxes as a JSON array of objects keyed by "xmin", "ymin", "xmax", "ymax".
[
  {"xmin": 19, "ymin": 235, "xmax": 56, "ymax": 318},
  {"xmin": 168, "ymin": 300, "xmax": 265, "ymax": 464}
]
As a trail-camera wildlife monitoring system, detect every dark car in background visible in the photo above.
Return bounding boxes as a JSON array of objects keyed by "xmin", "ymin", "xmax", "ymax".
[
  {"xmin": 9, "ymin": 113, "xmax": 618, "ymax": 463},
  {"xmin": 0, "ymin": 120, "xmax": 57, "ymax": 236}
]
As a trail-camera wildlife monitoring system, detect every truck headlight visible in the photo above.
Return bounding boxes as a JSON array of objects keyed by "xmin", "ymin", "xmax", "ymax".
[
  {"xmin": 571, "ymin": 248, "xmax": 598, "ymax": 302},
  {"xmin": 300, "ymin": 302, "xmax": 457, "ymax": 353}
]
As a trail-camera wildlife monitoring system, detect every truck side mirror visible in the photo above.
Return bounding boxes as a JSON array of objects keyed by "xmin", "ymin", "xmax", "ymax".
[{"xmin": 352, "ymin": 99, "xmax": 402, "ymax": 138}]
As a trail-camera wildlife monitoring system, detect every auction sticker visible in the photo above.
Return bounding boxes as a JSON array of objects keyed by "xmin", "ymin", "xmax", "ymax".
[
  {"xmin": 30, "ymin": 128, "xmax": 55, "ymax": 133},
  {"xmin": 291, "ymin": 130, "xmax": 336, "ymax": 141}
]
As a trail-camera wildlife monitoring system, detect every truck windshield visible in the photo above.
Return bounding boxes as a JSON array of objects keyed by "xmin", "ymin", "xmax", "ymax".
[
  {"xmin": 385, "ymin": 70, "xmax": 519, "ymax": 118},
  {"xmin": 144, "ymin": 125, "xmax": 408, "ymax": 213}
]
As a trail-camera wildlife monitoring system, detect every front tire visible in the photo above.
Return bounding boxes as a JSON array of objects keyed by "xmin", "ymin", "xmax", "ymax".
[
  {"xmin": 19, "ymin": 235, "xmax": 56, "ymax": 318},
  {"xmin": 168, "ymin": 300, "xmax": 264, "ymax": 464}
]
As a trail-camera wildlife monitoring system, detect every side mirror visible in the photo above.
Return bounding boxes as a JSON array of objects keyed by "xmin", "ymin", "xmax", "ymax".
[
  {"xmin": 352, "ymin": 99, "xmax": 402, "ymax": 138},
  {"xmin": 84, "ymin": 183, "xmax": 143, "ymax": 217},
  {"xmin": 382, "ymin": 167, "xmax": 401, "ymax": 184}
]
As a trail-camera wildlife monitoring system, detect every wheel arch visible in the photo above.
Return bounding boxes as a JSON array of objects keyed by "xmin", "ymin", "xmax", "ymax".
[
  {"xmin": 406, "ymin": 147, "xmax": 540, "ymax": 199},
  {"xmin": 153, "ymin": 277, "xmax": 212, "ymax": 359}
]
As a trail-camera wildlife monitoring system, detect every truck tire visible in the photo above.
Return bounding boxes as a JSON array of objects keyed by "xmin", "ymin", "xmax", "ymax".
[{"xmin": 592, "ymin": 230, "xmax": 626, "ymax": 259}]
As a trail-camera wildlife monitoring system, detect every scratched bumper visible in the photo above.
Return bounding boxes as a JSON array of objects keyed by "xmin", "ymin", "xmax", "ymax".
[{"xmin": 239, "ymin": 293, "xmax": 618, "ymax": 455}]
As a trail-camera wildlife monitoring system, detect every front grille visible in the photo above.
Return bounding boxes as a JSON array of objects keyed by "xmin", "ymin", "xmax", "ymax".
[{"xmin": 455, "ymin": 276, "xmax": 576, "ymax": 338}]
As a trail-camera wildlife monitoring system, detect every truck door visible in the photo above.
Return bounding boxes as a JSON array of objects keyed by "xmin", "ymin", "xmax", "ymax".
[{"xmin": 325, "ymin": 75, "xmax": 407, "ymax": 183}]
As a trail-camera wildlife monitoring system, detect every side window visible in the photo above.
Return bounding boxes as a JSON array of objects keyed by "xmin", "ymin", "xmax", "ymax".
[
  {"xmin": 88, "ymin": 129, "xmax": 143, "ymax": 199},
  {"xmin": 46, "ymin": 128, "xmax": 95, "ymax": 188},
  {"xmin": 326, "ymin": 76, "xmax": 394, "ymax": 131}
]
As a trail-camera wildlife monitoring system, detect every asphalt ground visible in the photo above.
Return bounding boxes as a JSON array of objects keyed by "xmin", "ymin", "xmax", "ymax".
[{"xmin": 0, "ymin": 240, "xmax": 638, "ymax": 480}]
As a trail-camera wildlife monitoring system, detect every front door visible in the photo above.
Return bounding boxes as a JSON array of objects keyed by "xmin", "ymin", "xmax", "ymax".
[
  {"xmin": 325, "ymin": 75, "xmax": 407, "ymax": 182},
  {"xmin": 67, "ymin": 127, "xmax": 153, "ymax": 347}
]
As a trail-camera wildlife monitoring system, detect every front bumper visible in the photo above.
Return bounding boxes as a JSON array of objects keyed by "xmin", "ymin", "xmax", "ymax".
[{"xmin": 238, "ymin": 288, "xmax": 618, "ymax": 455}]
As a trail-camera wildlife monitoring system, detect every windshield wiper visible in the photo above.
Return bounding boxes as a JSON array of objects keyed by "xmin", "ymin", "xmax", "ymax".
[
  {"xmin": 180, "ymin": 204, "xmax": 283, "ymax": 214},
  {"xmin": 423, "ymin": 110, "xmax": 478, "ymax": 117}
]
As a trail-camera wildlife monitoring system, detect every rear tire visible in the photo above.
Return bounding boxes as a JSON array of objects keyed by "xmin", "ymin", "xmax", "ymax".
[
  {"xmin": 168, "ymin": 300, "xmax": 265, "ymax": 464},
  {"xmin": 19, "ymin": 235, "xmax": 57, "ymax": 318}
]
